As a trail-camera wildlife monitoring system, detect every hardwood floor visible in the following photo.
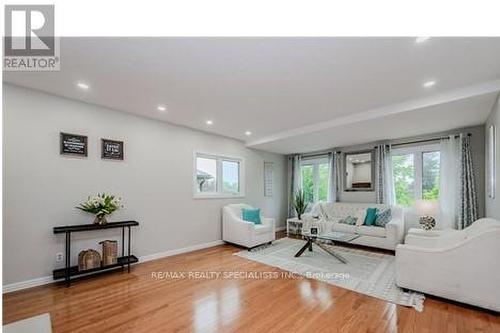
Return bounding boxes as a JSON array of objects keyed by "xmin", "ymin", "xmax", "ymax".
[{"xmin": 3, "ymin": 239, "xmax": 499, "ymax": 333}]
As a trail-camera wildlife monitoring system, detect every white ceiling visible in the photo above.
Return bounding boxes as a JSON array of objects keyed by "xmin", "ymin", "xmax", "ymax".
[{"xmin": 4, "ymin": 37, "xmax": 500, "ymax": 154}]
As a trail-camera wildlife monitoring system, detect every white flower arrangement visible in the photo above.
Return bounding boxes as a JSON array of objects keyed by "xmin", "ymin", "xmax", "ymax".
[{"xmin": 76, "ymin": 193, "xmax": 123, "ymax": 218}]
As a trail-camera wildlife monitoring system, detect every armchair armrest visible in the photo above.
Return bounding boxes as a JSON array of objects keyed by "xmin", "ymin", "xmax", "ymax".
[
  {"xmin": 404, "ymin": 231, "xmax": 465, "ymax": 248},
  {"xmin": 407, "ymin": 228, "xmax": 449, "ymax": 237},
  {"xmin": 232, "ymin": 217, "xmax": 255, "ymax": 228},
  {"xmin": 261, "ymin": 217, "xmax": 275, "ymax": 226},
  {"xmin": 385, "ymin": 218, "xmax": 404, "ymax": 244}
]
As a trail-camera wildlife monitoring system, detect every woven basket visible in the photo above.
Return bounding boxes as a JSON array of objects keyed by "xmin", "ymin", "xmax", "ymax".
[
  {"xmin": 100, "ymin": 240, "xmax": 118, "ymax": 266},
  {"xmin": 78, "ymin": 249, "xmax": 101, "ymax": 271}
]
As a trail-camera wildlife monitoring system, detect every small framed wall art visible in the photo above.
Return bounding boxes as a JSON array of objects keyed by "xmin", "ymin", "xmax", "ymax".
[
  {"xmin": 60, "ymin": 132, "xmax": 88, "ymax": 156},
  {"xmin": 101, "ymin": 138, "xmax": 124, "ymax": 160},
  {"xmin": 264, "ymin": 161, "xmax": 274, "ymax": 197}
]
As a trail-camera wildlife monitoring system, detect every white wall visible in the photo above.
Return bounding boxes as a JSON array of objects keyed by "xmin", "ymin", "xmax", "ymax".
[
  {"xmin": 3, "ymin": 84, "xmax": 287, "ymax": 286},
  {"xmin": 485, "ymin": 93, "xmax": 500, "ymax": 219}
]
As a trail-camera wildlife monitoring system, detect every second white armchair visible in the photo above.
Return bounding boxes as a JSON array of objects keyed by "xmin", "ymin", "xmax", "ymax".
[{"xmin": 395, "ymin": 218, "xmax": 500, "ymax": 312}]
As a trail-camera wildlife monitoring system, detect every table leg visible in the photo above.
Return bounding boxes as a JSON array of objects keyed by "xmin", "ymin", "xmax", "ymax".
[
  {"xmin": 314, "ymin": 241, "xmax": 348, "ymax": 264},
  {"xmin": 294, "ymin": 238, "xmax": 312, "ymax": 257},
  {"xmin": 127, "ymin": 226, "xmax": 131, "ymax": 273},
  {"xmin": 65, "ymin": 232, "xmax": 71, "ymax": 286},
  {"xmin": 308, "ymin": 241, "xmax": 313, "ymax": 252},
  {"xmin": 121, "ymin": 227, "xmax": 125, "ymax": 270}
]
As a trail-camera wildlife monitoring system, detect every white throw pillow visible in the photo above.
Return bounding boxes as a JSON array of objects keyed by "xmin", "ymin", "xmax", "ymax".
[{"xmin": 354, "ymin": 209, "xmax": 367, "ymax": 226}]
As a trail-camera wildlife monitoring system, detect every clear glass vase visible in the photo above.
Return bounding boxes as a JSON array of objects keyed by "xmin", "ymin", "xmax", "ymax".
[{"xmin": 93, "ymin": 215, "xmax": 107, "ymax": 225}]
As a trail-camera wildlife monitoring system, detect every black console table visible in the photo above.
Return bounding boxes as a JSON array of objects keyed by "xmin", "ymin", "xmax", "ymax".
[{"xmin": 53, "ymin": 220, "xmax": 139, "ymax": 286}]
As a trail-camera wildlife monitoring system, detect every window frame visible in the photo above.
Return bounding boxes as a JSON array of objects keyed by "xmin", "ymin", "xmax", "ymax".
[
  {"xmin": 193, "ymin": 151, "xmax": 245, "ymax": 199},
  {"xmin": 391, "ymin": 143, "xmax": 440, "ymax": 206},
  {"xmin": 300, "ymin": 156, "xmax": 330, "ymax": 204}
]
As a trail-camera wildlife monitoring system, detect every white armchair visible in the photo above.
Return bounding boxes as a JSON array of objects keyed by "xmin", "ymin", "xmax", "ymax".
[
  {"xmin": 395, "ymin": 218, "xmax": 500, "ymax": 312},
  {"xmin": 222, "ymin": 204, "xmax": 275, "ymax": 249}
]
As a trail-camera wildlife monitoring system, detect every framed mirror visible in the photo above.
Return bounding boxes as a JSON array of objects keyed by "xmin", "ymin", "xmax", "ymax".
[{"xmin": 344, "ymin": 151, "xmax": 374, "ymax": 191}]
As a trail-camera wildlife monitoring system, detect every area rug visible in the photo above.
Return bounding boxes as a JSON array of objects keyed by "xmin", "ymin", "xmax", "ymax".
[
  {"xmin": 3, "ymin": 313, "xmax": 52, "ymax": 333},
  {"xmin": 236, "ymin": 237, "xmax": 425, "ymax": 311}
]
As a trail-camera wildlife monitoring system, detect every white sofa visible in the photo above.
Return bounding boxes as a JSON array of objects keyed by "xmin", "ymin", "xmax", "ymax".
[
  {"xmin": 222, "ymin": 204, "xmax": 276, "ymax": 249},
  {"xmin": 304, "ymin": 202, "xmax": 405, "ymax": 250},
  {"xmin": 395, "ymin": 218, "xmax": 500, "ymax": 312}
]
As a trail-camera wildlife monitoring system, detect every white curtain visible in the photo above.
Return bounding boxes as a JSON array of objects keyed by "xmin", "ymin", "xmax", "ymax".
[
  {"xmin": 375, "ymin": 145, "xmax": 396, "ymax": 205},
  {"xmin": 327, "ymin": 151, "xmax": 340, "ymax": 202},
  {"xmin": 384, "ymin": 147, "xmax": 396, "ymax": 205},
  {"xmin": 287, "ymin": 155, "xmax": 302, "ymax": 217},
  {"xmin": 439, "ymin": 136, "xmax": 460, "ymax": 229}
]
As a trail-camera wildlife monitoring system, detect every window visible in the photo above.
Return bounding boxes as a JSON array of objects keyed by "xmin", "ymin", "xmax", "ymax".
[
  {"xmin": 194, "ymin": 152, "xmax": 244, "ymax": 198},
  {"xmin": 422, "ymin": 151, "xmax": 440, "ymax": 200},
  {"xmin": 196, "ymin": 156, "xmax": 217, "ymax": 192},
  {"xmin": 392, "ymin": 154, "xmax": 416, "ymax": 207},
  {"xmin": 300, "ymin": 157, "xmax": 330, "ymax": 204},
  {"xmin": 391, "ymin": 145, "xmax": 440, "ymax": 207}
]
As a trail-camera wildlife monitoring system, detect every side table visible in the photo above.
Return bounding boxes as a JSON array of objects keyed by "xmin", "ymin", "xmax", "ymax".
[{"xmin": 286, "ymin": 218, "xmax": 303, "ymax": 236}]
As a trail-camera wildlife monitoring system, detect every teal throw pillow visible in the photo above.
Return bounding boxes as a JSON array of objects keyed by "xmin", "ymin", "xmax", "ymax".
[
  {"xmin": 375, "ymin": 209, "xmax": 392, "ymax": 227},
  {"xmin": 340, "ymin": 215, "xmax": 358, "ymax": 225},
  {"xmin": 364, "ymin": 208, "xmax": 378, "ymax": 226},
  {"xmin": 242, "ymin": 208, "xmax": 261, "ymax": 225}
]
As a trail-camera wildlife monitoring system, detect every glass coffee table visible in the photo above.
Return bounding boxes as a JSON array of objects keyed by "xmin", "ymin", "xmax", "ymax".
[{"xmin": 294, "ymin": 231, "xmax": 360, "ymax": 264}]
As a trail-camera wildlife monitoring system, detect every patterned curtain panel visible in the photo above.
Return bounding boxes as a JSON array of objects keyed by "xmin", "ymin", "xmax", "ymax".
[
  {"xmin": 327, "ymin": 151, "xmax": 340, "ymax": 202},
  {"xmin": 287, "ymin": 155, "xmax": 302, "ymax": 217},
  {"xmin": 375, "ymin": 145, "xmax": 395, "ymax": 204},
  {"xmin": 439, "ymin": 134, "xmax": 478, "ymax": 229},
  {"xmin": 458, "ymin": 135, "xmax": 478, "ymax": 229}
]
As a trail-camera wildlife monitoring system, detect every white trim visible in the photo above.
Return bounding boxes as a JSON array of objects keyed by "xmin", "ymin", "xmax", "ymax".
[
  {"xmin": 193, "ymin": 193, "xmax": 245, "ymax": 200},
  {"xmin": 139, "ymin": 240, "xmax": 224, "ymax": 262},
  {"xmin": 246, "ymin": 79, "xmax": 500, "ymax": 148},
  {"xmin": 3, "ymin": 276, "xmax": 53, "ymax": 294},
  {"xmin": 488, "ymin": 125, "xmax": 496, "ymax": 199},
  {"xmin": 3, "ymin": 240, "xmax": 225, "ymax": 294}
]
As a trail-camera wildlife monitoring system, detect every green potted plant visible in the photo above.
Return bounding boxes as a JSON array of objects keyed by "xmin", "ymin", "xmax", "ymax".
[
  {"xmin": 293, "ymin": 189, "xmax": 307, "ymax": 220},
  {"xmin": 76, "ymin": 193, "xmax": 123, "ymax": 225}
]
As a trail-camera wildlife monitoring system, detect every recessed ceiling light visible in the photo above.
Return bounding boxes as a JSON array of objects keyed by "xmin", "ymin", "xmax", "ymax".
[
  {"xmin": 423, "ymin": 80, "xmax": 436, "ymax": 88},
  {"xmin": 415, "ymin": 37, "xmax": 430, "ymax": 44},
  {"xmin": 245, "ymin": 131, "xmax": 252, "ymax": 136},
  {"xmin": 77, "ymin": 82, "xmax": 89, "ymax": 90},
  {"xmin": 157, "ymin": 105, "xmax": 166, "ymax": 112},
  {"xmin": 206, "ymin": 120, "xmax": 213, "ymax": 125}
]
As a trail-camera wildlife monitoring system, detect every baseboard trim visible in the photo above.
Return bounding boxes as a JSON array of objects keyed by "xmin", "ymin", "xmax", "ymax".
[
  {"xmin": 3, "ymin": 276, "xmax": 53, "ymax": 294},
  {"xmin": 139, "ymin": 240, "xmax": 225, "ymax": 263},
  {"xmin": 3, "ymin": 239, "xmax": 225, "ymax": 294}
]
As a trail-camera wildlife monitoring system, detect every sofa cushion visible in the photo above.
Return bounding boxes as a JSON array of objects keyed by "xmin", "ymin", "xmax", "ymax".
[
  {"xmin": 354, "ymin": 209, "xmax": 367, "ymax": 226},
  {"xmin": 242, "ymin": 208, "xmax": 261, "ymax": 224},
  {"xmin": 332, "ymin": 222, "xmax": 357, "ymax": 234},
  {"xmin": 375, "ymin": 208, "xmax": 392, "ymax": 227},
  {"xmin": 339, "ymin": 215, "xmax": 358, "ymax": 225},
  {"xmin": 364, "ymin": 208, "xmax": 378, "ymax": 226},
  {"xmin": 357, "ymin": 225, "xmax": 386, "ymax": 238},
  {"xmin": 312, "ymin": 202, "xmax": 392, "ymax": 219}
]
